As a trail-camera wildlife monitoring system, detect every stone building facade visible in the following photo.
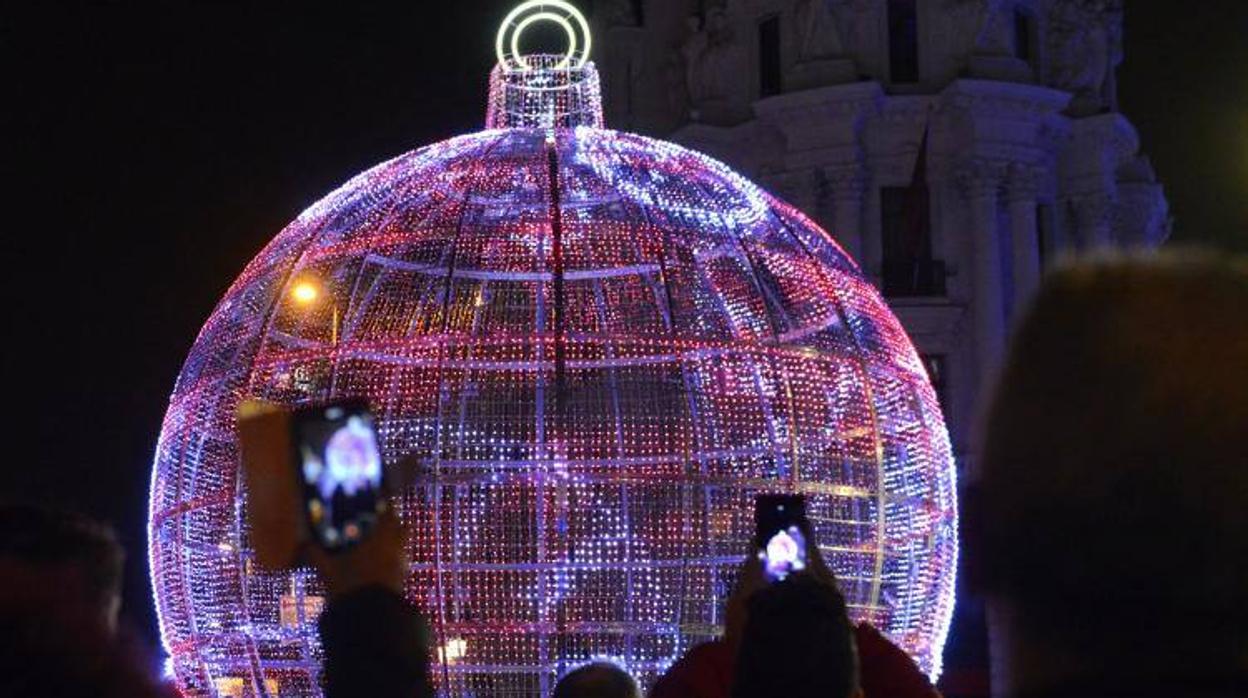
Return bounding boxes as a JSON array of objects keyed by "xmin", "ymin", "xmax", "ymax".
[{"xmin": 593, "ymin": 0, "xmax": 1169, "ymax": 480}]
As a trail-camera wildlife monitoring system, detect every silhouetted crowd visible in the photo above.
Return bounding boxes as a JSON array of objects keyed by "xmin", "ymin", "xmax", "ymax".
[{"xmin": 4, "ymin": 253, "xmax": 1247, "ymax": 697}]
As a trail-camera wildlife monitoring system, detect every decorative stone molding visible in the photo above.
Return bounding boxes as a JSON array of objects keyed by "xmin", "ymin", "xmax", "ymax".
[
  {"xmin": 928, "ymin": 80, "xmax": 1070, "ymax": 189},
  {"xmin": 875, "ymin": 96, "xmax": 933, "ymax": 132},
  {"xmin": 1005, "ymin": 163, "xmax": 1044, "ymax": 203},
  {"xmin": 938, "ymin": 79, "xmax": 1073, "ymax": 119},
  {"xmin": 823, "ymin": 166, "xmax": 869, "ymax": 202},
  {"xmin": 1036, "ymin": 119, "xmax": 1074, "ymax": 157},
  {"xmin": 956, "ymin": 160, "xmax": 1008, "ymax": 200},
  {"xmin": 753, "ymin": 81, "xmax": 882, "ymax": 164},
  {"xmin": 756, "ymin": 81, "xmax": 885, "ymax": 122}
]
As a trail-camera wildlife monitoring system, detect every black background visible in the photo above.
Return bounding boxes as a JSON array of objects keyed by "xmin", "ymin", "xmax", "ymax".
[{"xmin": 3, "ymin": 0, "xmax": 1245, "ymax": 661}]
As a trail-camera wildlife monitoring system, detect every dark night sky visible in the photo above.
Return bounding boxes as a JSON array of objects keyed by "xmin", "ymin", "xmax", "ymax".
[{"xmin": 2, "ymin": 1, "xmax": 1245, "ymax": 652}]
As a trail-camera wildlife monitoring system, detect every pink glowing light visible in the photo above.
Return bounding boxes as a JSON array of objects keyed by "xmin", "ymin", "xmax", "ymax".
[{"xmin": 149, "ymin": 52, "xmax": 957, "ymax": 697}]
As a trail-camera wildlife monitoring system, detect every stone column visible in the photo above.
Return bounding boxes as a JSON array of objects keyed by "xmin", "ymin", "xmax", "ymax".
[
  {"xmin": 958, "ymin": 161, "xmax": 1007, "ymax": 386},
  {"xmin": 861, "ymin": 178, "xmax": 883, "ymax": 287},
  {"xmin": 959, "ymin": 160, "xmax": 1008, "ymax": 696},
  {"xmin": 825, "ymin": 167, "xmax": 868, "ymax": 264},
  {"xmin": 1006, "ymin": 164, "xmax": 1043, "ymax": 314},
  {"xmin": 1072, "ymin": 193, "xmax": 1116, "ymax": 251}
]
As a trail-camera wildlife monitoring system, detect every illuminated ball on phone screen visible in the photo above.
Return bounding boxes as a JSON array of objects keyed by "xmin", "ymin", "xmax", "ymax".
[
  {"xmin": 763, "ymin": 527, "xmax": 807, "ymax": 581},
  {"xmin": 148, "ymin": 49, "xmax": 958, "ymax": 696},
  {"xmin": 322, "ymin": 417, "xmax": 381, "ymax": 500}
]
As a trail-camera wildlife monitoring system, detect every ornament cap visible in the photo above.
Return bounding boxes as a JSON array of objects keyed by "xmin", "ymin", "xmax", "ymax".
[
  {"xmin": 495, "ymin": 0, "xmax": 592, "ymax": 72},
  {"xmin": 487, "ymin": 2, "xmax": 602, "ymax": 130}
]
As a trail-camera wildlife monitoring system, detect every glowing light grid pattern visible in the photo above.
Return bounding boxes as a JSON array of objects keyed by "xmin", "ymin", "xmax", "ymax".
[
  {"xmin": 149, "ymin": 126, "xmax": 957, "ymax": 697},
  {"xmin": 487, "ymin": 55, "xmax": 604, "ymax": 130}
]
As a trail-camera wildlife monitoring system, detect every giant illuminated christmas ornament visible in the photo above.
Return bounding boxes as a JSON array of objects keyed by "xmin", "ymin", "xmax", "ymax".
[{"xmin": 149, "ymin": 2, "xmax": 957, "ymax": 695}]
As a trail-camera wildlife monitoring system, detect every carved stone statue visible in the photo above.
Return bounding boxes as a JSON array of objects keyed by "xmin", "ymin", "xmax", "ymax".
[
  {"xmin": 827, "ymin": 0, "xmax": 873, "ymax": 55},
  {"xmin": 945, "ymin": 0, "xmax": 1013, "ymax": 56},
  {"xmin": 665, "ymin": 43, "xmax": 690, "ymax": 128},
  {"xmin": 680, "ymin": 8, "xmax": 753, "ymax": 124},
  {"xmin": 681, "ymin": 14, "xmax": 712, "ymax": 106},
  {"xmin": 795, "ymin": 0, "xmax": 845, "ymax": 62},
  {"xmin": 1047, "ymin": 0, "xmax": 1124, "ymax": 113},
  {"xmin": 978, "ymin": 1, "xmax": 1014, "ymax": 55}
]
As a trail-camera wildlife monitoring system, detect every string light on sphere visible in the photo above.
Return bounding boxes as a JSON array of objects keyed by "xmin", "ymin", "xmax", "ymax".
[{"xmin": 148, "ymin": 2, "xmax": 958, "ymax": 696}]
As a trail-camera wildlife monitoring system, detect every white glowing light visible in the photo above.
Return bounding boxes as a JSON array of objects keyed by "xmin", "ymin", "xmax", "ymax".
[
  {"xmin": 495, "ymin": 0, "xmax": 592, "ymax": 71},
  {"xmin": 512, "ymin": 12, "xmax": 578, "ymax": 70},
  {"xmin": 439, "ymin": 637, "xmax": 468, "ymax": 664}
]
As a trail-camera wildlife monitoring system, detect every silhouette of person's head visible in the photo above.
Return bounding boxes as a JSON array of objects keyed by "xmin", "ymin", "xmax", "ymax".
[
  {"xmin": 553, "ymin": 661, "xmax": 641, "ymax": 698},
  {"xmin": 977, "ymin": 253, "xmax": 1248, "ymax": 693},
  {"xmin": 0, "ymin": 504, "xmax": 125, "ymax": 635},
  {"xmin": 0, "ymin": 504, "xmax": 159, "ymax": 696},
  {"xmin": 732, "ymin": 573, "xmax": 861, "ymax": 698},
  {"xmin": 0, "ymin": 601, "xmax": 166, "ymax": 698}
]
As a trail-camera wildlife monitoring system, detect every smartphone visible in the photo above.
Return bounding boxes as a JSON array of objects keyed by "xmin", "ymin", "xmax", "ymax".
[
  {"xmin": 291, "ymin": 400, "xmax": 387, "ymax": 552},
  {"xmin": 755, "ymin": 494, "xmax": 808, "ymax": 582}
]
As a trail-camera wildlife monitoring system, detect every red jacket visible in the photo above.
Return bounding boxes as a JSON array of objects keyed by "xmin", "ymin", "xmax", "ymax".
[{"xmin": 649, "ymin": 624, "xmax": 940, "ymax": 698}]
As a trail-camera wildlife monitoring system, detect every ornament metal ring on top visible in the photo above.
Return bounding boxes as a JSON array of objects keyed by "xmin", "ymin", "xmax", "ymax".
[
  {"xmin": 496, "ymin": 0, "xmax": 592, "ymax": 71},
  {"xmin": 149, "ymin": 1, "xmax": 957, "ymax": 695}
]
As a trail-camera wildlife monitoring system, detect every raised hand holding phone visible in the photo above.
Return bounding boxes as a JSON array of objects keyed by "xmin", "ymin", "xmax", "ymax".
[
  {"xmin": 290, "ymin": 401, "xmax": 387, "ymax": 552},
  {"xmin": 237, "ymin": 400, "xmax": 303, "ymax": 570},
  {"xmin": 755, "ymin": 494, "xmax": 809, "ymax": 582},
  {"xmin": 237, "ymin": 399, "xmax": 405, "ymax": 597},
  {"xmin": 726, "ymin": 493, "xmax": 839, "ymax": 647}
]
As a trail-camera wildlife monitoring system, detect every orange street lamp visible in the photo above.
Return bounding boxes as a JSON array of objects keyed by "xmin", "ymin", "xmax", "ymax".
[
  {"xmin": 289, "ymin": 279, "xmax": 339, "ymax": 344},
  {"xmin": 290, "ymin": 281, "xmax": 319, "ymax": 305}
]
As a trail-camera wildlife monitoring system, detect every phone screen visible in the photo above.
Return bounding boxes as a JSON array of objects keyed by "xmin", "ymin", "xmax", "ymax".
[
  {"xmin": 291, "ymin": 401, "xmax": 386, "ymax": 551},
  {"xmin": 755, "ymin": 494, "xmax": 808, "ymax": 582}
]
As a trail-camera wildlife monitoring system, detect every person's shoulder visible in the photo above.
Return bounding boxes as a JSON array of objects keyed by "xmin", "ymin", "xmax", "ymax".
[
  {"xmin": 648, "ymin": 640, "xmax": 734, "ymax": 698},
  {"xmin": 853, "ymin": 623, "xmax": 941, "ymax": 698},
  {"xmin": 682, "ymin": 639, "xmax": 734, "ymax": 665}
]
